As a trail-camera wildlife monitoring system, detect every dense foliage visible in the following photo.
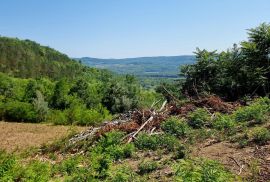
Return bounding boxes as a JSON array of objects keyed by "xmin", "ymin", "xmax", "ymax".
[
  {"xmin": 179, "ymin": 23, "xmax": 270, "ymax": 100},
  {"xmin": 0, "ymin": 37, "xmax": 162, "ymax": 125}
]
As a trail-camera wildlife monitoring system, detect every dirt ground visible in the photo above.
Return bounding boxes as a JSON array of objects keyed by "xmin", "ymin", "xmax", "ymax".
[
  {"xmin": 192, "ymin": 140, "xmax": 270, "ymax": 181},
  {"xmin": 0, "ymin": 121, "xmax": 86, "ymax": 153}
]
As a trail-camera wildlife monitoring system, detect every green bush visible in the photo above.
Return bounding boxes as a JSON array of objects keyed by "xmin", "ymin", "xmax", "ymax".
[
  {"xmin": 90, "ymin": 152, "xmax": 112, "ymax": 178},
  {"xmin": 21, "ymin": 161, "xmax": 51, "ymax": 182},
  {"xmin": 250, "ymin": 127, "xmax": 270, "ymax": 145},
  {"xmin": 212, "ymin": 113, "xmax": 236, "ymax": 134},
  {"xmin": 109, "ymin": 166, "xmax": 140, "ymax": 182},
  {"xmin": 47, "ymin": 110, "xmax": 68, "ymax": 125},
  {"xmin": 53, "ymin": 156, "xmax": 82, "ymax": 176},
  {"xmin": 135, "ymin": 133, "xmax": 160, "ymax": 150},
  {"xmin": 187, "ymin": 108, "xmax": 210, "ymax": 129},
  {"xmin": 106, "ymin": 144, "xmax": 135, "ymax": 161},
  {"xmin": 173, "ymin": 158, "xmax": 236, "ymax": 182},
  {"xmin": 0, "ymin": 151, "xmax": 18, "ymax": 182},
  {"xmin": 135, "ymin": 133, "xmax": 180, "ymax": 152},
  {"xmin": 78, "ymin": 106, "xmax": 111, "ymax": 126},
  {"xmin": 233, "ymin": 98, "xmax": 270, "ymax": 124},
  {"xmin": 3, "ymin": 101, "xmax": 37, "ymax": 122},
  {"xmin": 138, "ymin": 160, "xmax": 158, "ymax": 175},
  {"xmin": 0, "ymin": 151, "xmax": 52, "ymax": 182},
  {"xmin": 174, "ymin": 145, "xmax": 187, "ymax": 159},
  {"xmin": 98, "ymin": 131, "xmax": 125, "ymax": 149},
  {"xmin": 95, "ymin": 131, "xmax": 135, "ymax": 161},
  {"xmin": 159, "ymin": 134, "xmax": 180, "ymax": 151},
  {"xmin": 161, "ymin": 117, "xmax": 190, "ymax": 138}
]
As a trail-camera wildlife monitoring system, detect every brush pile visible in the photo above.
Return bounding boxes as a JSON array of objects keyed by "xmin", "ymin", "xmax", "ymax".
[{"xmin": 68, "ymin": 96, "xmax": 239, "ymax": 146}]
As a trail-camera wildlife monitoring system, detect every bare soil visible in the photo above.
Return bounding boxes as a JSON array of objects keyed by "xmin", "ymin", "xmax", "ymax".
[
  {"xmin": 192, "ymin": 140, "xmax": 270, "ymax": 181},
  {"xmin": 0, "ymin": 121, "xmax": 86, "ymax": 153}
]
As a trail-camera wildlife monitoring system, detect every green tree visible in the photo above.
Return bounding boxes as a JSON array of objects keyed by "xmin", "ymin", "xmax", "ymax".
[{"xmin": 50, "ymin": 80, "xmax": 70, "ymax": 110}]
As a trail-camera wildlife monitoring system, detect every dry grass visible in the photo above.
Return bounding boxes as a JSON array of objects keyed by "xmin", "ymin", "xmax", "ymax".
[{"xmin": 0, "ymin": 121, "xmax": 86, "ymax": 153}]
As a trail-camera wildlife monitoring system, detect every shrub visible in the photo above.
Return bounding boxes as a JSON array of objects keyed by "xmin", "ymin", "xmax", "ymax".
[
  {"xmin": 106, "ymin": 144, "xmax": 135, "ymax": 161},
  {"xmin": 0, "ymin": 151, "xmax": 18, "ymax": 181},
  {"xmin": 250, "ymin": 127, "xmax": 270, "ymax": 145},
  {"xmin": 3, "ymin": 101, "xmax": 37, "ymax": 122},
  {"xmin": 187, "ymin": 108, "xmax": 210, "ymax": 129},
  {"xmin": 108, "ymin": 166, "xmax": 140, "ymax": 182},
  {"xmin": 21, "ymin": 161, "xmax": 51, "ymax": 182},
  {"xmin": 173, "ymin": 145, "xmax": 187, "ymax": 159},
  {"xmin": 159, "ymin": 134, "xmax": 180, "ymax": 151},
  {"xmin": 233, "ymin": 98, "xmax": 270, "ymax": 124},
  {"xmin": 173, "ymin": 158, "xmax": 236, "ymax": 182},
  {"xmin": 135, "ymin": 133, "xmax": 180, "ymax": 152},
  {"xmin": 138, "ymin": 160, "xmax": 158, "ymax": 175},
  {"xmin": 53, "ymin": 156, "xmax": 81, "ymax": 176},
  {"xmin": 76, "ymin": 104, "xmax": 112, "ymax": 126},
  {"xmin": 98, "ymin": 131, "xmax": 125, "ymax": 149},
  {"xmin": 161, "ymin": 117, "xmax": 190, "ymax": 138},
  {"xmin": 135, "ymin": 132, "xmax": 160, "ymax": 150},
  {"xmin": 95, "ymin": 131, "xmax": 135, "ymax": 161},
  {"xmin": 47, "ymin": 110, "xmax": 68, "ymax": 125},
  {"xmin": 212, "ymin": 113, "xmax": 235, "ymax": 133},
  {"xmin": 90, "ymin": 152, "xmax": 112, "ymax": 178}
]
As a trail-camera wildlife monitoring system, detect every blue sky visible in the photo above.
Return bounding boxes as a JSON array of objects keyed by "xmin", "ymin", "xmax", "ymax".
[{"xmin": 0, "ymin": 0, "xmax": 270, "ymax": 58}]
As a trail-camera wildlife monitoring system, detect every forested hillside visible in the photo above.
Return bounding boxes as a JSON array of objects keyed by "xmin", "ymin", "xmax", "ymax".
[
  {"xmin": 0, "ymin": 37, "xmax": 89, "ymax": 79},
  {"xmin": 0, "ymin": 37, "xmax": 161, "ymax": 125}
]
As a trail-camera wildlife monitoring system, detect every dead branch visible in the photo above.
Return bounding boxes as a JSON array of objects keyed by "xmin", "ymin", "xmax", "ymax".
[
  {"xmin": 159, "ymin": 100, "xmax": 168, "ymax": 112},
  {"xmin": 151, "ymin": 99, "xmax": 161, "ymax": 109},
  {"xmin": 228, "ymin": 156, "xmax": 241, "ymax": 168},
  {"xmin": 127, "ymin": 100, "xmax": 167, "ymax": 143},
  {"xmin": 127, "ymin": 116, "xmax": 154, "ymax": 143}
]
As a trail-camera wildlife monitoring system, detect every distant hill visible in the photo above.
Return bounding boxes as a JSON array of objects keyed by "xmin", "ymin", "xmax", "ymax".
[
  {"xmin": 77, "ymin": 56, "xmax": 195, "ymax": 79},
  {"xmin": 0, "ymin": 37, "xmax": 102, "ymax": 80}
]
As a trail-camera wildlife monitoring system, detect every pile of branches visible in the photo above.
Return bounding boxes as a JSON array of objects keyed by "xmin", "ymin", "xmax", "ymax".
[
  {"xmin": 68, "ymin": 100, "xmax": 168, "ymax": 146},
  {"xmin": 68, "ymin": 96, "xmax": 240, "ymax": 148}
]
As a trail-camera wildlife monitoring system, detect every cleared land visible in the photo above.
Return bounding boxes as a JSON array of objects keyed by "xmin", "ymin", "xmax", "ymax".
[{"xmin": 0, "ymin": 121, "xmax": 85, "ymax": 152}]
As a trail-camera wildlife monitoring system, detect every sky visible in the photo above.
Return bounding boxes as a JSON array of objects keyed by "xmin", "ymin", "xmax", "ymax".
[{"xmin": 0, "ymin": 0, "xmax": 270, "ymax": 58}]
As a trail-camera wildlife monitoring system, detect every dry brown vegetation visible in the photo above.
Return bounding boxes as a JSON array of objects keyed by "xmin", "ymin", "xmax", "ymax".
[{"xmin": 0, "ymin": 122, "xmax": 85, "ymax": 152}]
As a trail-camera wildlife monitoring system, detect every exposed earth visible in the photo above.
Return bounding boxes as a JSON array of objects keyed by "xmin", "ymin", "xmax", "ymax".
[{"xmin": 0, "ymin": 121, "xmax": 85, "ymax": 152}]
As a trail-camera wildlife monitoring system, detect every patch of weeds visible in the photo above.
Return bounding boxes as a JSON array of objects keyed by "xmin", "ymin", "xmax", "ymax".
[
  {"xmin": 138, "ymin": 160, "xmax": 158, "ymax": 175},
  {"xmin": 187, "ymin": 108, "xmax": 210, "ymax": 129},
  {"xmin": 161, "ymin": 117, "xmax": 191, "ymax": 138},
  {"xmin": 98, "ymin": 131, "xmax": 125, "ymax": 149},
  {"xmin": 108, "ymin": 165, "xmax": 141, "ymax": 182},
  {"xmin": 159, "ymin": 134, "xmax": 181, "ymax": 152},
  {"xmin": 230, "ymin": 132, "xmax": 249, "ymax": 148},
  {"xmin": 173, "ymin": 145, "xmax": 187, "ymax": 160},
  {"xmin": 90, "ymin": 152, "xmax": 112, "ymax": 179},
  {"xmin": 248, "ymin": 159, "xmax": 260, "ymax": 182},
  {"xmin": 0, "ymin": 150, "xmax": 19, "ymax": 181},
  {"xmin": 173, "ymin": 158, "xmax": 237, "ymax": 182},
  {"xmin": 105, "ymin": 143, "xmax": 135, "ymax": 161},
  {"xmin": 135, "ymin": 132, "xmax": 180, "ymax": 152},
  {"xmin": 20, "ymin": 160, "xmax": 51, "ymax": 182},
  {"xmin": 212, "ymin": 113, "xmax": 236, "ymax": 135},
  {"xmin": 135, "ymin": 132, "xmax": 160, "ymax": 150},
  {"xmin": 193, "ymin": 128, "xmax": 216, "ymax": 142},
  {"xmin": 233, "ymin": 97, "xmax": 270, "ymax": 125},
  {"xmin": 250, "ymin": 127, "xmax": 270, "ymax": 145},
  {"xmin": 53, "ymin": 156, "xmax": 82, "ymax": 176}
]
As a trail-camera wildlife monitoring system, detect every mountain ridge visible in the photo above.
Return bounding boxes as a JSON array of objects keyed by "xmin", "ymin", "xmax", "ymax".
[{"xmin": 76, "ymin": 55, "xmax": 196, "ymax": 78}]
